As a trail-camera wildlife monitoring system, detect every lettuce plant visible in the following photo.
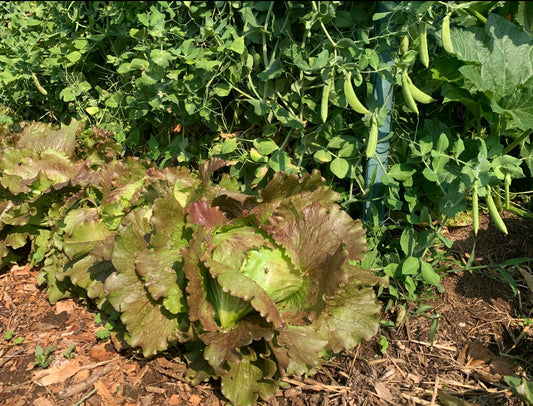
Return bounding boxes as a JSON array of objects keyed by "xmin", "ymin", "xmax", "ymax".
[
  {"xmin": 104, "ymin": 169, "xmax": 386, "ymax": 405},
  {"xmin": 1, "ymin": 122, "xmax": 386, "ymax": 406}
]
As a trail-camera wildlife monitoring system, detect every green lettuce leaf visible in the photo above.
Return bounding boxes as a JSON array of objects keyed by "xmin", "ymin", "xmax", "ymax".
[
  {"xmin": 220, "ymin": 346, "xmax": 278, "ymax": 406},
  {"xmin": 106, "ymin": 208, "xmax": 188, "ymax": 356},
  {"xmin": 204, "ymin": 226, "xmax": 284, "ymax": 329}
]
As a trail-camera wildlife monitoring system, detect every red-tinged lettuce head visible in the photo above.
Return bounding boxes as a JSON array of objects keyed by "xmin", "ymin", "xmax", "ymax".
[{"xmin": 179, "ymin": 172, "xmax": 386, "ymax": 405}]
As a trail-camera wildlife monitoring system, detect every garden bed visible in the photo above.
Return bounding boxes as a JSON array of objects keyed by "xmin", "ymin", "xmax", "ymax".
[{"xmin": 1, "ymin": 212, "xmax": 531, "ymax": 406}]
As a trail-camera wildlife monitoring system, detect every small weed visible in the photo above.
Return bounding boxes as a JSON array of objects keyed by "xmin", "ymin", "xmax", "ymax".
[
  {"xmin": 64, "ymin": 345, "xmax": 76, "ymax": 359},
  {"xmin": 379, "ymin": 335, "xmax": 389, "ymax": 355},
  {"xmin": 34, "ymin": 345, "xmax": 55, "ymax": 369},
  {"xmin": 13, "ymin": 336, "xmax": 24, "ymax": 345},
  {"xmin": 3, "ymin": 330, "xmax": 14, "ymax": 341}
]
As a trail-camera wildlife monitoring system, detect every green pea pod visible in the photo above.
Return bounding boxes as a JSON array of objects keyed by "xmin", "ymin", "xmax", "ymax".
[
  {"xmin": 31, "ymin": 72, "xmax": 48, "ymax": 95},
  {"xmin": 404, "ymin": 72, "xmax": 435, "ymax": 104},
  {"xmin": 399, "ymin": 34, "xmax": 409, "ymax": 55},
  {"xmin": 344, "ymin": 72, "xmax": 370, "ymax": 115},
  {"xmin": 366, "ymin": 113, "xmax": 378, "ymax": 159},
  {"xmin": 321, "ymin": 79, "xmax": 330, "ymax": 123},
  {"xmin": 485, "ymin": 186, "xmax": 508, "ymax": 235},
  {"xmin": 441, "ymin": 13, "xmax": 455, "ymax": 54},
  {"xmin": 472, "ymin": 181, "xmax": 479, "ymax": 235},
  {"xmin": 401, "ymin": 70, "xmax": 419, "ymax": 115},
  {"xmin": 504, "ymin": 173, "xmax": 511, "ymax": 210},
  {"xmin": 418, "ymin": 21, "xmax": 429, "ymax": 68}
]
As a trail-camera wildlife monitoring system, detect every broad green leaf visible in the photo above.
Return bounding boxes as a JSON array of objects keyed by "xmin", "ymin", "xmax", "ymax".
[
  {"xmin": 330, "ymin": 157, "xmax": 349, "ymax": 179},
  {"xmin": 247, "ymin": 99, "xmax": 269, "ymax": 115},
  {"xmin": 401, "ymin": 256, "xmax": 419, "ymax": 275},
  {"xmin": 66, "ymin": 51, "xmax": 82, "ymax": 64},
  {"xmin": 258, "ymin": 60, "xmax": 283, "ymax": 81},
  {"xmin": 492, "ymin": 84, "xmax": 533, "ymax": 130},
  {"xmin": 271, "ymin": 105, "xmax": 304, "ymax": 129},
  {"xmin": 310, "ymin": 49, "xmax": 329, "ymax": 71},
  {"xmin": 150, "ymin": 49, "xmax": 174, "ymax": 68},
  {"xmin": 130, "ymin": 58, "xmax": 150, "ymax": 70},
  {"xmin": 388, "ymin": 164, "xmax": 416, "ymax": 181},
  {"xmin": 400, "ymin": 227, "xmax": 416, "ymax": 256},
  {"xmin": 504, "ymin": 376, "xmax": 533, "ymax": 405},
  {"xmin": 60, "ymin": 87, "xmax": 76, "ymax": 102},
  {"xmin": 117, "ymin": 63, "xmax": 132, "ymax": 74},
  {"xmin": 422, "ymin": 167, "xmax": 438, "ymax": 182},
  {"xmin": 221, "ymin": 138, "xmax": 238, "ymax": 154},
  {"xmin": 268, "ymin": 150, "xmax": 295, "ymax": 173},
  {"xmin": 313, "ymin": 149, "xmax": 332, "ymax": 163},
  {"xmin": 85, "ymin": 106, "xmax": 99, "ymax": 116},
  {"xmin": 213, "ymin": 82, "xmax": 231, "ymax": 97},
  {"xmin": 420, "ymin": 261, "xmax": 444, "ymax": 292},
  {"xmin": 253, "ymin": 139, "xmax": 278, "ymax": 155},
  {"xmin": 220, "ymin": 348, "xmax": 278, "ymax": 406},
  {"xmin": 228, "ymin": 37, "xmax": 245, "ymax": 54},
  {"xmin": 195, "ymin": 59, "xmax": 221, "ymax": 71}
]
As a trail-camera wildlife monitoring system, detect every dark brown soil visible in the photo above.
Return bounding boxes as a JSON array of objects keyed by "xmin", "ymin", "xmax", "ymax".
[{"xmin": 1, "ymin": 212, "xmax": 532, "ymax": 406}]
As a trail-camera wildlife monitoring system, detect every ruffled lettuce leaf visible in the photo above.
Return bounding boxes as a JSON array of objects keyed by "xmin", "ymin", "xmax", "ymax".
[
  {"xmin": 182, "ymin": 228, "xmax": 219, "ymax": 332},
  {"xmin": 200, "ymin": 316, "xmax": 274, "ymax": 373},
  {"xmin": 260, "ymin": 201, "xmax": 367, "ymax": 322},
  {"xmin": 312, "ymin": 280, "xmax": 381, "ymax": 353},
  {"xmin": 273, "ymin": 324, "xmax": 329, "ymax": 376},
  {"xmin": 0, "ymin": 149, "xmax": 80, "ymax": 195},
  {"xmin": 251, "ymin": 170, "xmax": 340, "ymax": 223},
  {"xmin": 54, "ymin": 207, "xmax": 116, "ymax": 261},
  {"xmin": 220, "ymin": 346, "xmax": 278, "ymax": 406},
  {"xmin": 106, "ymin": 208, "xmax": 188, "ymax": 356},
  {"xmin": 9, "ymin": 120, "xmax": 79, "ymax": 157},
  {"xmin": 186, "ymin": 200, "xmax": 229, "ymax": 229},
  {"xmin": 203, "ymin": 226, "xmax": 284, "ymax": 329},
  {"xmin": 62, "ymin": 239, "xmax": 115, "ymax": 304},
  {"xmin": 136, "ymin": 190, "xmax": 188, "ymax": 302}
]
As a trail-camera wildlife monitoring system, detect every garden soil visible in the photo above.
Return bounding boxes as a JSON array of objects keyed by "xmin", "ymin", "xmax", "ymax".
[{"xmin": 1, "ymin": 212, "xmax": 532, "ymax": 406}]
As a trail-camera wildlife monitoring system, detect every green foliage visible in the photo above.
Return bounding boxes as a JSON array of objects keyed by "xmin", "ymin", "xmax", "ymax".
[
  {"xmin": 3, "ymin": 330, "xmax": 14, "ymax": 341},
  {"xmin": 34, "ymin": 345, "xmax": 55, "ymax": 369},
  {"xmin": 64, "ymin": 345, "xmax": 76, "ymax": 359},
  {"xmin": 1, "ymin": 2, "xmax": 533, "ymax": 401}
]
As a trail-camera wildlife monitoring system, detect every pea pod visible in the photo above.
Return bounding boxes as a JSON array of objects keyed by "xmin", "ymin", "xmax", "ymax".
[
  {"xmin": 472, "ymin": 181, "xmax": 479, "ymax": 235},
  {"xmin": 504, "ymin": 173, "xmax": 511, "ymax": 210},
  {"xmin": 485, "ymin": 186, "xmax": 508, "ymax": 234},
  {"xmin": 401, "ymin": 70, "xmax": 419, "ymax": 115},
  {"xmin": 404, "ymin": 72, "xmax": 435, "ymax": 104},
  {"xmin": 321, "ymin": 78, "xmax": 330, "ymax": 123},
  {"xmin": 31, "ymin": 72, "xmax": 48, "ymax": 95},
  {"xmin": 441, "ymin": 13, "xmax": 455, "ymax": 54},
  {"xmin": 418, "ymin": 21, "xmax": 429, "ymax": 68},
  {"xmin": 366, "ymin": 113, "xmax": 378, "ymax": 159},
  {"xmin": 344, "ymin": 72, "xmax": 370, "ymax": 115},
  {"xmin": 399, "ymin": 34, "xmax": 409, "ymax": 55}
]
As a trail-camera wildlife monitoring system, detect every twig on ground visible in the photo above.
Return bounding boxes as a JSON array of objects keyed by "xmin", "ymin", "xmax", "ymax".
[
  {"xmin": 281, "ymin": 377, "xmax": 349, "ymax": 393},
  {"xmin": 58, "ymin": 362, "xmax": 116, "ymax": 399},
  {"xmin": 401, "ymin": 392, "xmax": 432, "ymax": 405}
]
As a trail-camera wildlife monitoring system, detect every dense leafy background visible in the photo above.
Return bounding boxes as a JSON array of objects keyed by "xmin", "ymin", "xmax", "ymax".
[{"xmin": 1, "ymin": 1, "xmax": 533, "ymax": 404}]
